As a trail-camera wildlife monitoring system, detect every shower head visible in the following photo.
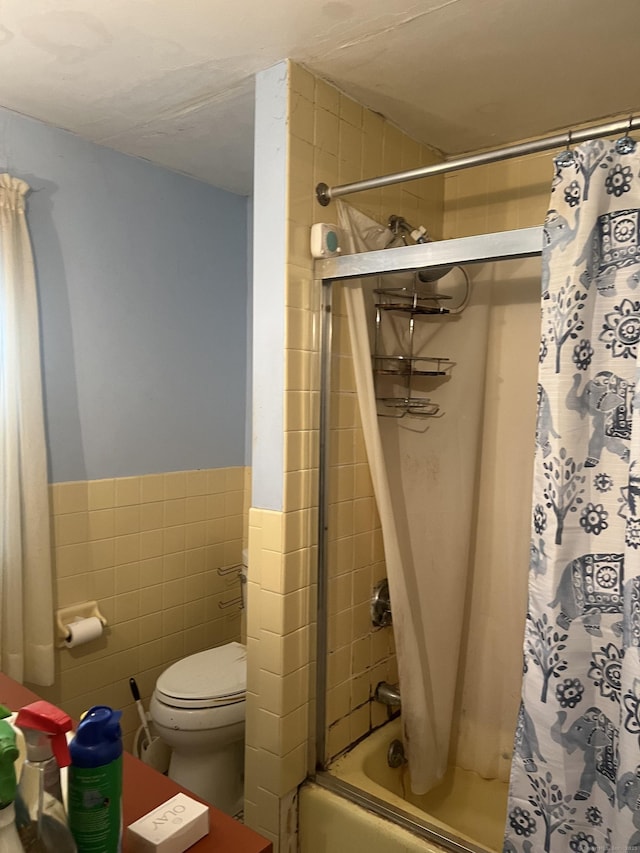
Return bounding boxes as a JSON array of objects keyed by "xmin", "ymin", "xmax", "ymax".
[{"xmin": 417, "ymin": 264, "xmax": 454, "ymax": 283}]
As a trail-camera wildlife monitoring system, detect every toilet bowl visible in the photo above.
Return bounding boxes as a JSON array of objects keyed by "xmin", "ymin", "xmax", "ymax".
[{"xmin": 150, "ymin": 641, "xmax": 246, "ymax": 816}]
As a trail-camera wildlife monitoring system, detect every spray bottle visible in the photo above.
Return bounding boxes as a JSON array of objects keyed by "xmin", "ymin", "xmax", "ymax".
[
  {"xmin": 14, "ymin": 700, "xmax": 76, "ymax": 853},
  {"xmin": 0, "ymin": 720, "xmax": 24, "ymax": 852},
  {"xmin": 68, "ymin": 706, "xmax": 122, "ymax": 853}
]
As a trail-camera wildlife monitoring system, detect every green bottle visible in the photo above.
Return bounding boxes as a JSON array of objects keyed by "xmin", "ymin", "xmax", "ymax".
[{"xmin": 0, "ymin": 720, "xmax": 24, "ymax": 852}]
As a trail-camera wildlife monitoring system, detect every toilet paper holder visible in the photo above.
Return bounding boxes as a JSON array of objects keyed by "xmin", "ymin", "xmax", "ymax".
[{"xmin": 55, "ymin": 600, "xmax": 108, "ymax": 647}]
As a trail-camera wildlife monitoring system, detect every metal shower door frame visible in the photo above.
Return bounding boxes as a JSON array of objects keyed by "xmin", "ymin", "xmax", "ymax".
[{"xmin": 312, "ymin": 226, "xmax": 543, "ymax": 853}]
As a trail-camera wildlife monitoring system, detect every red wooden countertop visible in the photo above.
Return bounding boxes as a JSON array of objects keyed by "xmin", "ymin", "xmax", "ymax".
[{"xmin": 0, "ymin": 673, "xmax": 272, "ymax": 853}]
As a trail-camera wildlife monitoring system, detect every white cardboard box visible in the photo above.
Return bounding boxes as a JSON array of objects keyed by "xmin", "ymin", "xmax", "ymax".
[{"xmin": 127, "ymin": 793, "xmax": 209, "ymax": 852}]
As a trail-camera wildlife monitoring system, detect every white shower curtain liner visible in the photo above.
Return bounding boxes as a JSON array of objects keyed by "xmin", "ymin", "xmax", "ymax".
[
  {"xmin": 0, "ymin": 173, "xmax": 54, "ymax": 686},
  {"xmin": 336, "ymin": 202, "xmax": 440, "ymax": 793},
  {"xmin": 335, "ymin": 201, "xmax": 492, "ymax": 793}
]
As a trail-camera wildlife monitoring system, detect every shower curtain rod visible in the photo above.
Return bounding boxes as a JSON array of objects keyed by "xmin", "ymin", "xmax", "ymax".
[{"xmin": 315, "ymin": 114, "xmax": 640, "ymax": 206}]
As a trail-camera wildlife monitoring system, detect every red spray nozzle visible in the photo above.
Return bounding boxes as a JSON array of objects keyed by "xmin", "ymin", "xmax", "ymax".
[{"xmin": 15, "ymin": 700, "xmax": 73, "ymax": 768}]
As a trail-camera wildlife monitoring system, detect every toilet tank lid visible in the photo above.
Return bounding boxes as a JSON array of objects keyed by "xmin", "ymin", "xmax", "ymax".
[{"xmin": 156, "ymin": 642, "xmax": 247, "ymax": 702}]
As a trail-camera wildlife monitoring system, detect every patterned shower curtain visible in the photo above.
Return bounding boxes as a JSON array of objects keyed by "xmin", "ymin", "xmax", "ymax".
[{"xmin": 504, "ymin": 137, "xmax": 640, "ymax": 852}]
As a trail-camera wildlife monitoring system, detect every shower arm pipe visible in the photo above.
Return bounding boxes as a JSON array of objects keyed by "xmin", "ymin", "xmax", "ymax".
[{"xmin": 315, "ymin": 115, "xmax": 640, "ymax": 206}]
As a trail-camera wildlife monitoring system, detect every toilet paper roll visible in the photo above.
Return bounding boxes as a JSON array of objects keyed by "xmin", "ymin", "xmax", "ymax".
[{"xmin": 64, "ymin": 616, "xmax": 103, "ymax": 648}]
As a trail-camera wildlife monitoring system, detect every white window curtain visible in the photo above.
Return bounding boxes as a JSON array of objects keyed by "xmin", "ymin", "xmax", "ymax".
[{"xmin": 0, "ymin": 173, "xmax": 54, "ymax": 686}]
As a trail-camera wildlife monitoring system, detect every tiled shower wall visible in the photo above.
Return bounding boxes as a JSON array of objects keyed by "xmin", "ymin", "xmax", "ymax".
[
  {"xmin": 443, "ymin": 150, "xmax": 554, "ymax": 238},
  {"xmin": 245, "ymin": 61, "xmax": 444, "ymax": 851},
  {"xmin": 35, "ymin": 466, "xmax": 249, "ymax": 749},
  {"xmin": 442, "ymin": 114, "xmax": 634, "ymax": 239},
  {"xmin": 296, "ymin": 68, "xmax": 445, "ymax": 762}
]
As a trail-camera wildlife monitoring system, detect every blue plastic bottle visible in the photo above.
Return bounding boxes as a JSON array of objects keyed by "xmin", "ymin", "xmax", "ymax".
[{"xmin": 68, "ymin": 706, "xmax": 122, "ymax": 853}]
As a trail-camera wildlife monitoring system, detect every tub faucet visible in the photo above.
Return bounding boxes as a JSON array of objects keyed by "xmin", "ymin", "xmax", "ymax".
[
  {"xmin": 375, "ymin": 681, "xmax": 401, "ymax": 707},
  {"xmin": 387, "ymin": 739, "xmax": 406, "ymax": 768}
]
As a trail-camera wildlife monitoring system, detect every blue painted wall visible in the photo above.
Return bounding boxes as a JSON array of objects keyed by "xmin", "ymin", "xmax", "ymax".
[{"xmin": 0, "ymin": 107, "xmax": 249, "ymax": 483}]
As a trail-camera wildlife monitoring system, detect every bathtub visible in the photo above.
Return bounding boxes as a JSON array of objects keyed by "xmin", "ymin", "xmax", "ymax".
[{"xmin": 300, "ymin": 718, "xmax": 509, "ymax": 853}]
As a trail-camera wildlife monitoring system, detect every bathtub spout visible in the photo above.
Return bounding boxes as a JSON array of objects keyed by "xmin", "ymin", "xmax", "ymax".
[{"xmin": 375, "ymin": 681, "xmax": 401, "ymax": 707}]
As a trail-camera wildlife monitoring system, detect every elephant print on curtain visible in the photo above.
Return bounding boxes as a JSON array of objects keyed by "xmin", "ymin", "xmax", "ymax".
[{"xmin": 505, "ymin": 136, "xmax": 640, "ymax": 853}]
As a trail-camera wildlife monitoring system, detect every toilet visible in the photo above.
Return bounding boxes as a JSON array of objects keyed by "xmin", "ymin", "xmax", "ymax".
[{"xmin": 150, "ymin": 641, "xmax": 246, "ymax": 816}]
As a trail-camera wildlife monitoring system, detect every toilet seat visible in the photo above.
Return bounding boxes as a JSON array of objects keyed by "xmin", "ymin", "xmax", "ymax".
[{"xmin": 154, "ymin": 641, "xmax": 246, "ymax": 710}]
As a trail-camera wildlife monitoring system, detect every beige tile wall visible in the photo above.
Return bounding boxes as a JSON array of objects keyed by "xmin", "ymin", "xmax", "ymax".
[
  {"xmin": 323, "ymin": 285, "xmax": 397, "ymax": 761},
  {"xmin": 35, "ymin": 466, "xmax": 250, "ymax": 749},
  {"xmin": 442, "ymin": 114, "xmax": 635, "ymax": 238},
  {"xmin": 245, "ymin": 61, "xmax": 444, "ymax": 851},
  {"xmin": 301, "ymin": 65, "xmax": 445, "ymax": 760},
  {"xmin": 443, "ymin": 149, "xmax": 555, "ymax": 238}
]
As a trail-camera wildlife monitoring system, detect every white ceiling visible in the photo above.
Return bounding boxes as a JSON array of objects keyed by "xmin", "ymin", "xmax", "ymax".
[{"xmin": 0, "ymin": 0, "xmax": 638, "ymax": 196}]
